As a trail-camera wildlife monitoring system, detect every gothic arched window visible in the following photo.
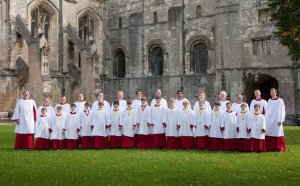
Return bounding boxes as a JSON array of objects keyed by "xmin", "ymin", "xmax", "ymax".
[
  {"xmin": 31, "ymin": 7, "xmax": 50, "ymax": 39},
  {"xmin": 79, "ymin": 15, "xmax": 95, "ymax": 44},
  {"xmin": 114, "ymin": 50, "xmax": 126, "ymax": 78},
  {"xmin": 191, "ymin": 43, "xmax": 208, "ymax": 74},
  {"xmin": 150, "ymin": 46, "xmax": 163, "ymax": 76}
]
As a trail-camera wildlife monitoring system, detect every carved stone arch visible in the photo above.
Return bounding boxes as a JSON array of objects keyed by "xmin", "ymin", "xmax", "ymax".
[
  {"xmin": 77, "ymin": 7, "xmax": 103, "ymax": 23},
  {"xmin": 111, "ymin": 44, "xmax": 128, "ymax": 78},
  {"xmin": 111, "ymin": 44, "xmax": 129, "ymax": 59},
  {"xmin": 147, "ymin": 39, "xmax": 167, "ymax": 55},
  {"xmin": 27, "ymin": 0, "xmax": 59, "ymax": 18},
  {"xmin": 186, "ymin": 35, "xmax": 213, "ymax": 53}
]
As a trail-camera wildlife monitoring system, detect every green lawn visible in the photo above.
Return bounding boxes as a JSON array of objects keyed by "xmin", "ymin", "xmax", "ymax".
[{"xmin": 0, "ymin": 125, "xmax": 300, "ymax": 186}]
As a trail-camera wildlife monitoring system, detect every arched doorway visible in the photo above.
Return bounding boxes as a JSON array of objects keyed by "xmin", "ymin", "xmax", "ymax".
[
  {"xmin": 114, "ymin": 50, "xmax": 126, "ymax": 78},
  {"xmin": 244, "ymin": 74, "xmax": 279, "ymax": 104},
  {"xmin": 149, "ymin": 46, "xmax": 164, "ymax": 76}
]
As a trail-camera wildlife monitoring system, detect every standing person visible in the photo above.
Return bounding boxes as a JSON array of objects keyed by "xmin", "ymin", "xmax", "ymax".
[
  {"xmin": 219, "ymin": 91, "xmax": 229, "ymax": 112},
  {"xmin": 132, "ymin": 89, "xmax": 143, "ymax": 111},
  {"xmin": 165, "ymin": 98, "xmax": 181, "ymax": 149},
  {"xmin": 175, "ymin": 90, "xmax": 189, "ymax": 110},
  {"xmin": 193, "ymin": 91, "xmax": 212, "ymax": 113},
  {"xmin": 91, "ymin": 101, "xmax": 110, "ymax": 149},
  {"xmin": 50, "ymin": 106, "xmax": 66, "ymax": 150},
  {"xmin": 208, "ymin": 102, "xmax": 224, "ymax": 151},
  {"xmin": 178, "ymin": 99, "xmax": 195, "ymax": 149},
  {"xmin": 236, "ymin": 103, "xmax": 251, "ymax": 152},
  {"xmin": 109, "ymin": 100, "xmax": 123, "ymax": 148},
  {"xmin": 55, "ymin": 96, "xmax": 71, "ymax": 115},
  {"xmin": 249, "ymin": 104, "xmax": 266, "ymax": 152},
  {"xmin": 120, "ymin": 100, "xmax": 137, "ymax": 148},
  {"xmin": 150, "ymin": 98, "xmax": 167, "ymax": 148},
  {"xmin": 265, "ymin": 88, "xmax": 286, "ymax": 152},
  {"xmin": 92, "ymin": 92, "xmax": 111, "ymax": 115},
  {"xmin": 12, "ymin": 90, "xmax": 37, "ymax": 149},
  {"xmin": 111, "ymin": 91, "xmax": 127, "ymax": 111},
  {"xmin": 34, "ymin": 107, "xmax": 51, "ymax": 150},
  {"xmin": 136, "ymin": 96, "xmax": 152, "ymax": 149},
  {"xmin": 79, "ymin": 102, "xmax": 93, "ymax": 149},
  {"xmin": 150, "ymin": 89, "xmax": 168, "ymax": 109},
  {"xmin": 249, "ymin": 89, "xmax": 267, "ymax": 114},
  {"xmin": 232, "ymin": 94, "xmax": 249, "ymax": 113},
  {"xmin": 221, "ymin": 102, "xmax": 238, "ymax": 151},
  {"xmin": 64, "ymin": 104, "xmax": 80, "ymax": 150},
  {"xmin": 37, "ymin": 98, "xmax": 55, "ymax": 119},
  {"xmin": 194, "ymin": 101, "xmax": 211, "ymax": 150},
  {"xmin": 74, "ymin": 93, "xmax": 86, "ymax": 113}
]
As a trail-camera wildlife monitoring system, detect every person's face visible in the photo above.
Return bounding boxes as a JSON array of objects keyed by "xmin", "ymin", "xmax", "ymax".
[
  {"xmin": 177, "ymin": 92, "xmax": 183, "ymax": 99},
  {"xmin": 99, "ymin": 104, "xmax": 104, "ymax": 109},
  {"xmin": 71, "ymin": 106, "xmax": 76, "ymax": 112},
  {"xmin": 44, "ymin": 98, "xmax": 50, "ymax": 105},
  {"xmin": 254, "ymin": 91, "xmax": 261, "ymax": 98},
  {"xmin": 57, "ymin": 109, "xmax": 62, "ymax": 114},
  {"xmin": 241, "ymin": 105, "xmax": 247, "ymax": 111},
  {"xmin": 117, "ymin": 92, "xmax": 123, "ymax": 100},
  {"xmin": 219, "ymin": 93, "xmax": 226, "ymax": 101},
  {"xmin": 236, "ymin": 95, "xmax": 243, "ymax": 103},
  {"xmin": 254, "ymin": 106, "xmax": 260, "ymax": 112},
  {"xmin": 155, "ymin": 90, "xmax": 162, "ymax": 98},
  {"xmin": 78, "ymin": 94, "xmax": 84, "ymax": 101},
  {"xmin": 127, "ymin": 104, "xmax": 132, "ymax": 109},
  {"xmin": 61, "ymin": 97, "xmax": 67, "ymax": 104},
  {"xmin": 199, "ymin": 102, "xmax": 204, "ymax": 108},
  {"xmin": 199, "ymin": 93, "xmax": 205, "ymax": 101},
  {"xmin": 23, "ymin": 91, "xmax": 30, "ymax": 99},
  {"xmin": 183, "ymin": 102, "xmax": 189, "ymax": 108},
  {"xmin": 156, "ymin": 99, "xmax": 161, "ymax": 104},
  {"xmin": 215, "ymin": 105, "xmax": 220, "ymax": 110},
  {"xmin": 113, "ymin": 104, "xmax": 119, "ymax": 109},
  {"xmin": 98, "ymin": 93, "xmax": 104, "ymax": 101},
  {"xmin": 136, "ymin": 91, "xmax": 142, "ymax": 99},
  {"xmin": 270, "ymin": 89, "xmax": 277, "ymax": 98},
  {"xmin": 226, "ymin": 104, "xmax": 232, "ymax": 110},
  {"xmin": 170, "ymin": 100, "xmax": 175, "ymax": 107},
  {"xmin": 41, "ymin": 109, "xmax": 47, "ymax": 115},
  {"xmin": 141, "ymin": 100, "xmax": 147, "ymax": 105},
  {"xmin": 85, "ymin": 106, "xmax": 90, "ymax": 110}
]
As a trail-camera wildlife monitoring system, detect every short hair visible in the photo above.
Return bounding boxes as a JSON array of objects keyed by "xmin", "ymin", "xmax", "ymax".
[
  {"xmin": 84, "ymin": 102, "xmax": 90, "ymax": 107},
  {"xmin": 183, "ymin": 99, "xmax": 190, "ymax": 105},
  {"xmin": 226, "ymin": 101, "xmax": 232, "ymax": 106},
  {"xmin": 41, "ymin": 107, "xmax": 47, "ymax": 112},
  {"xmin": 241, "ymin": 103, "xmax": 247, "ymax": 107},
  {"xmin": 127, "ymin": 99, "xmax": 133, "ymax": 105},
  {"xmin": 56, "ymin": 106, "xmax": 63, "ymax": 110},
  {"xmin": 98, "ymin": 101, "xmax": 104, "ymax": 106},
  {"xmin": 177, "ymin": 90, "xmax": 183, "ymax": 94},
  {"xmin": 141, "ymin": 96, "xmax": 147, "ymax": 101},
  {"xmin": 170, "ymin": 97, "xmax": 175, "ymax": 102},
  {"xmin": 254, "ymin": 104, "xmax": 261, "ymax": 108},
  {"xmin": 214, "ymin": 101, "xmax": 221, "ymax": 106},
  {"xmin": 113, "ymin": 100, "xmax": 119, "ymax": 105},
  {"xmin": 71, "ymin": 103, "xmax": 76, "ymax": 107},
  {"xmin": 219, "ymin": 91, "xmax": 227, "ymax": 97},
  {"xmin": 270, "ymin": 88, "xmax": 277, "ymax": 93},
  {"xmin": 254, "ymin": 89, "xmax": 261, "ymax": 93},
  {"xmin": 136, "ymin": 89, "xmax": 142, "ymax": 95}
]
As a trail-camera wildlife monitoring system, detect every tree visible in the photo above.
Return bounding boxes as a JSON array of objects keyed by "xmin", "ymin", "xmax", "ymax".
[{"xmin": 269, "ymin": 0, "xmax": 300, "ymax": 61}]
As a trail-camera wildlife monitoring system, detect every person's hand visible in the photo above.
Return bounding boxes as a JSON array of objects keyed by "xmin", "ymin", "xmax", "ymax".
[
  {"xmin": 16, "ymin": 120, "xmax": 20, "ymax": 125},
  {"xmin": 190, "ymin": 125, "xmax": 194, "ymax": 130},
  {"xmin": 163, "ymin": 123, "xmax": 167, "ymax": 128},
  {"xmin": 247, "ymin": 128, "xmax": 251, "ymax": 133},
  {"xmin": 204, "ymin": 125, "xmax": 209, "ymax": 129},
  {"xmin": 220, "ymin": 127, "xmax": 225, "ymax": 132},
  {"xmin": 278, "ymin": 122, "xmax": 282, "ymax": 126},
  {"xmin": 262, "ymin": 129, "xmax": 265, "ymax": 133}
]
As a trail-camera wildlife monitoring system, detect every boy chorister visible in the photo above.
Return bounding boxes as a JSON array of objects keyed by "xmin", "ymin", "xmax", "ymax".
[
  {"xmin": 165, "ymin": 98, "xmax": 181, "ymax": 149},
  {"xmin": 50, "ymin": 106, "xmax": 66, "ymax": 150},
  {"xmin": 249, "ymin": 104, "xmax": 266, "ymax": 152},
  {"xmin": 34, "ymin": 107, "xmax": 51, "ymax": 150},
  {"xmin": 194, "ymin": 101, "xmax": 211, "ymax": 150},
  {"xmin": 109, "ymin": 100, "xmax": 123, "ymax": 148},
  {"xmin": 208, "ymin": 102, "xmax": 224, "ymax": 151},
  {"xmin": 236, "ymin": 103, "xmax": 251, "ymax": 152},
  {"xmin": 91, "ymin": 101, "xmax": 110, "ymax": 149},
  {"xmin": 136, "ymin": 96, "xmax": 152, "ymax": 149},
  {"xmin": 120, "ymin": 100, "xmax": 137, "ymax": 148},
  {"xmin": 178, "ymin": 99, "xmax": 195, "ymax": 149},
  {"xmin": 221, "ymin": 102, "xmax": 238, "ymax": 151},
  {"xmin": 79, "ymin": 102, "xmax": 93, "ymax": 149},
  {"xmin": 150, "ymin": 98, "xmax": 167, "ymax": 148},
  {"xmin": 65, "ymin": 104, "xmax": 80, "ymax": 150}
]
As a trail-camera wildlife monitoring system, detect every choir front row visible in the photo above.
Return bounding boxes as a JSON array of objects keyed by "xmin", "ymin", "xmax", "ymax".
[{"xmin": 34, "ymin": 97, "xmax": 275, "ymax": 152}]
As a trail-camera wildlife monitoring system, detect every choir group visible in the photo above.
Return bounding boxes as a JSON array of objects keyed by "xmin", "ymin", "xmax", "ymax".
[{"xmin": 12, "ymin": 88, "xmax": 286, "ymax": 152}]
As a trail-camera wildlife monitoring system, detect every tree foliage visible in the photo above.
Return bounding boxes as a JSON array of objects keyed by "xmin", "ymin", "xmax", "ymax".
[{"xmin": 269, "ymin": 0, "xmax": 300, "ymax": 61}]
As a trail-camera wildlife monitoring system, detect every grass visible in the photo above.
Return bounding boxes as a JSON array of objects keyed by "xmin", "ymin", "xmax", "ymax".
[{"xmin": 0, "ymin": 125, "xmax": 300, "ymax": 185}]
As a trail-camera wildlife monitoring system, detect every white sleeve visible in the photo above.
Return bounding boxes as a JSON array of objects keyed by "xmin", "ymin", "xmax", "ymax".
[
  {"xmin": 278, "ymin": 99, "xmax": 286, "ymax": 123},
  {"xmin": 12, "ymin": 100, "xmax": 20, "ymax": 120}
]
